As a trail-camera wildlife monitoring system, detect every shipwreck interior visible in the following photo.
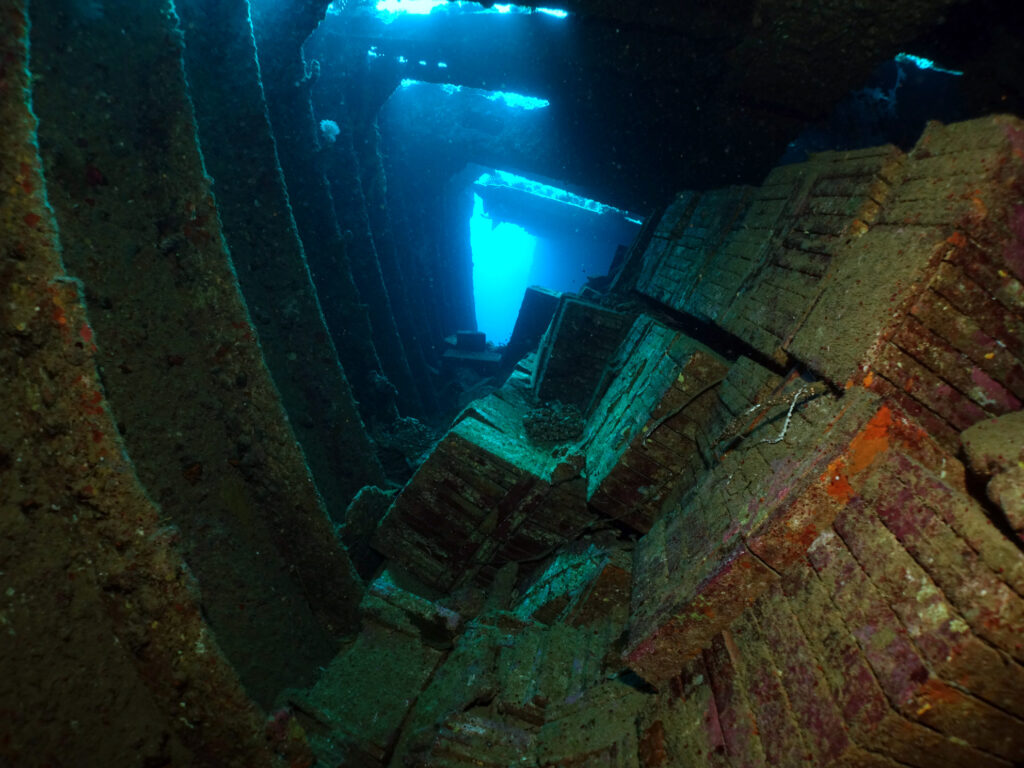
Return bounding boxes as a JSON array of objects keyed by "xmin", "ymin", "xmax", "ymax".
[{"xmin": 3, "ymin": 0, "xmax": 1024, "ymax": 765}]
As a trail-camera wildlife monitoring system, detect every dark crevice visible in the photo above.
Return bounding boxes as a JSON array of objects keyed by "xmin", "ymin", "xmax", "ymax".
[
  {"xmin": 627, "ymin": 290, "xmax": 788, "ymax": 376},
  {"xmin": 962, "ymin": 465, "xmax": 1024, "ymax": 557}
]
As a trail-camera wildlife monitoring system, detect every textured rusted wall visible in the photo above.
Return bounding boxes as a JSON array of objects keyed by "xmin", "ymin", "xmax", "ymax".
[
  {"xmin": 26, "ymin": 0, "xmax": 363, "ymax": 707},
  {"xmin": 250, "ymin": 0, "xmax": 399, "ymax": 427},
  {"xmin": 0, "ymin": 3, "xmax": 299, "ymax": 765},
  {"xmin": 320, "ymin": 107, "xmax": 425, "ymax": 420},
  {"xmin": 174, "ymin": 0, "xmax": 386, "ymax": 515}
]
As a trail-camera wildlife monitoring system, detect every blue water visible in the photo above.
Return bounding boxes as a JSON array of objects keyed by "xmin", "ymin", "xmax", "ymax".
[{"xmin": 469, "ymin": 194, "xmax": 536, "ymax": 344}]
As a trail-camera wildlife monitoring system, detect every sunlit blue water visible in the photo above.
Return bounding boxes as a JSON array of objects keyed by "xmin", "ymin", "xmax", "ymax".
[
  {"xmin": 364, "ymin": 0, "xmax": 568, "ymax": 19},
  {"xmin": 470, "ymin": 194, "xmax": 537, "ymax": 344}
]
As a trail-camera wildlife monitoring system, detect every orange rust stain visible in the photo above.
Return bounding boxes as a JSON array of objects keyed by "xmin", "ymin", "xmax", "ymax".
[
  {"xmin": 79, "ymin": 323, "xmax": 93, "ymax": 343},
  {"xmin": 945, "ymin": 231, "xmax": 968, "ymax": 248},
  {"xmin": 846, "ymin": 405, "xmax": 893, "ymax": 476},
  {"xmin": 917, "ymin": 678, "xmax": 962, "ymax": 706},
  {"xmin": 825, "ymin": 406, "xmax": 895, "ymax": 503},
  {"xmin": 638, "ymin": 720, "xmax": 668, "ymax": 767},
  {"xmin": 862, "ymin": 370, "xmax": 875, "ymax": 388},
  {"xmin": 746, "ymin": 409, "xmax": 769, "ymax": 433}
]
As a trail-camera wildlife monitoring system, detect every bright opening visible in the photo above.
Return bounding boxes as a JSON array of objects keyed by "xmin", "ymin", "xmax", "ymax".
[
  {"xmin": 470, "ymin": 194, "xmax": 536, "ymax": 344},
  {"xmin": 895, "ymin": 52, "xmax": 964, "ymax": 76},
  {"xmin": 399, "ymin": 79, "xmax": 550, "ymax": 110},
  {"xmin": 475, "ymin": 170, "xmax": 634, "ymax": 216},
  {"xmin": 361, "ymin": 0, "xmax": 570, "ymax": 20},
  {"xmin": 484, "ymin": 91, "xmax": 549, "ymax": 110},
  {"xmin": 467, "ymin": 169, "xmax": 643, "ymax": 345},
  {"xmin": 374, "ymin": 0, "xmax": 446, "ymax": 14}
]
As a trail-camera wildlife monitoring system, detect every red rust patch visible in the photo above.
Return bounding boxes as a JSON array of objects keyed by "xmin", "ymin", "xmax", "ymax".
[
  {"xmin": 80, "ymin": 389, "xmax": 104, "ymax": 415},
  {"xmin": 785, "ymin": 523, "xmax": 820, "ymax": 552},
  {"xmin": 825, "ymin": 468, "xmax": 855, "ymax": 504}
]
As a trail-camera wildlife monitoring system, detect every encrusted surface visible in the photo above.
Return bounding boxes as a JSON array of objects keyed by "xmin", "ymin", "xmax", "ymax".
[
  {"xmin": 6, "ymin": 14, "xmax": 1024, "ymax": 757},
  {"xmin": 0, "ymin": 4, "xmax": 293, "ymax": 764}
]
